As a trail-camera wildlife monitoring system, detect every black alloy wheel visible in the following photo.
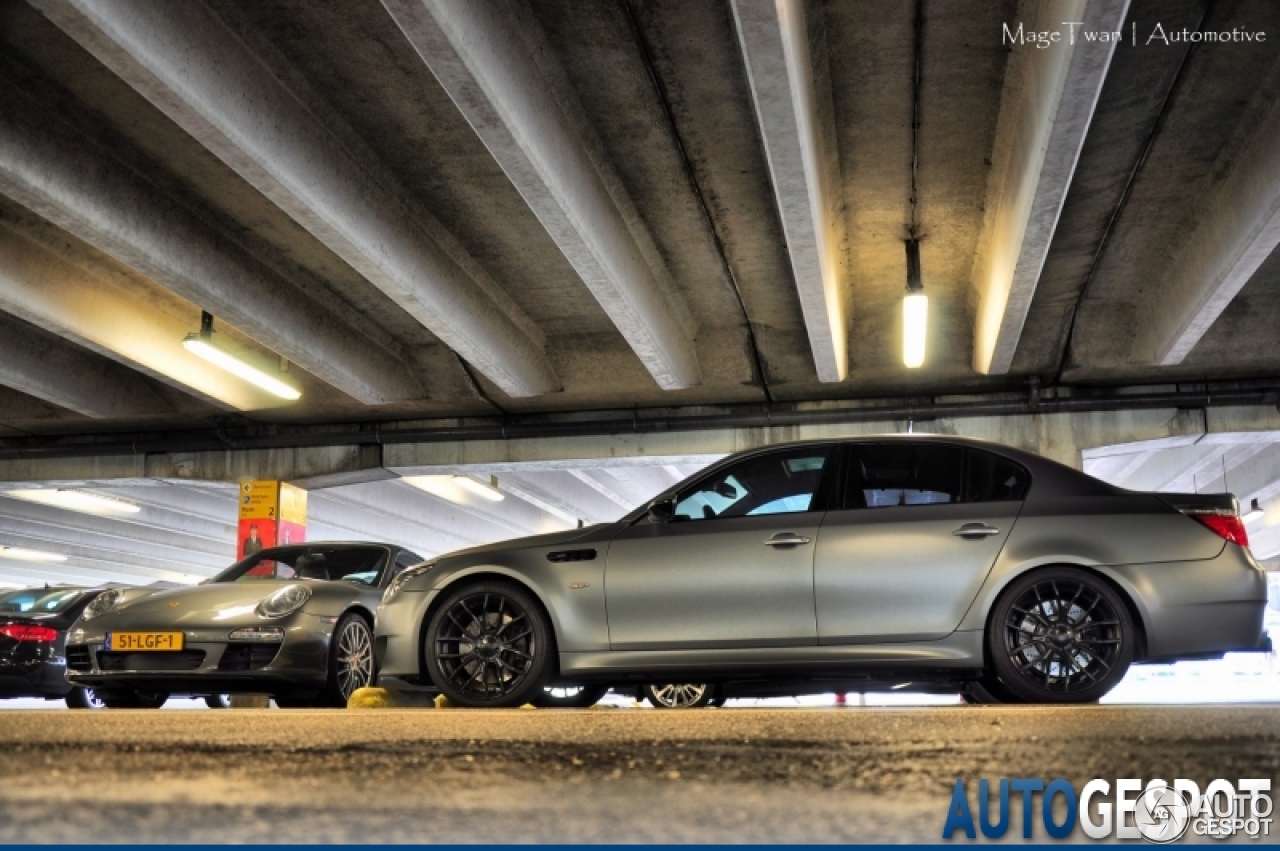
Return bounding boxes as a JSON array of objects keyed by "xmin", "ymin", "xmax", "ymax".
[
  {"xmin": 643, "ymin": 683, "xmax": 715, "ymax": 709},
  {"xmin": 426, "ymin": 581, "xmax": 552, "ymax": 708},
  {"xmin": 534, "ymin": 684, "xmax": 610, "ymax": 709},
  {"xmin": 988, "ymin": 567, "xmax": 1134, "ymax": 704},
  {"xmin": 316, "ymin": 613, "xmax": 375, "ymax": 707}
]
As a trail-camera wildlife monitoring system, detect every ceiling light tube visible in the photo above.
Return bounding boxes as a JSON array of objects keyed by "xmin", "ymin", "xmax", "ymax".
[
  {"xmin": 903, "ymin": 239, "xmax": 927, "ymax": 369},
  {"xmin": 6, "ymin": 489, "xmax": 140, "ymax": 516},
  {"xmin": 182, "ymin": 312, "xmax": 300, "ymax": 401},
  {"xmin": 403, "ymin": 475, "xmax": 469, "ymax": 505},
  {"xmin": 0, "ymin": 546, "xmax": 68, "ymax": 563},
  {"xmin": 453, "ymin": 475, "xmax": 504, "ymax": 502}
]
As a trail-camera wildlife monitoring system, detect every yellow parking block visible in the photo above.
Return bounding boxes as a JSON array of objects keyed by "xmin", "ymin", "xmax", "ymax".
[{"xmin": 346, "ymin": 687, "xmax": 437, "ymax": 709}]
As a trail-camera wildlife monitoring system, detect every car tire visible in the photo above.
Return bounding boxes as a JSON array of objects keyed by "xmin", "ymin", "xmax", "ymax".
[
  {"xmin": 98, "ymin": 689, "xmax": 169, "ymax": 709},
  {"xmin": 534, "ymin": 684, "xmax": 610, "ymax": 709},
  {"xmin": 425, "ymin": 580, "xmax": 554, "ymax": 708},
  {"xmin": 65, "ymin": 686, "xmax": 105, "ymax": 709},
  {"xmin": 987, "ymin": 567, "xmax": 1134, "ymax": 704},
  {"xmin": 203, "ymin": 694, "xmax": 233, "ymax": 709},
  {"xmin": 643, "ymin": 683, "xmax": 715, "ymax": 709},
  {"xmin": 315, "ymin": 613, "xmax": 376, "ymax": 708}
]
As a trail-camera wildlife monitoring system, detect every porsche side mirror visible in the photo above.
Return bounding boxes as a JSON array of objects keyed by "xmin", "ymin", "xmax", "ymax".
[{"xmin": 647, "ymin": 497, "xmax": 675, "ymax": 523}]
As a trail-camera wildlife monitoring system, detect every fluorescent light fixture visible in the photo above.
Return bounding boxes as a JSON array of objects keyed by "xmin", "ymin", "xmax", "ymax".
[
  {"xmin": 0, "ymin": 546, "xmax": 67, "ymax": 563},
  {"xmin": 453, "ymin": 475, "xmax": 504, "ymax": 502},
  {"xmin": 903, "ymin": 292, "xmax": 928, "ymax": 368},
  {"xmin": 403, "ymin": 475, "xmax": 469, "ymax": 504},
  {"xmin": 1243, "ymin": 498, "xmax": 1264, "ymax": 523},
  {"xmin": 183, "ymin": 335, "xmax": 301, "ymax": 400},
  {"xmin": 6, "ymin": 489, "xmax": 140, "ymax": 516}
]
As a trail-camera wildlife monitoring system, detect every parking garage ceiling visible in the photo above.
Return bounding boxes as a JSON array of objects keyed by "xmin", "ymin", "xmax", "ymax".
[{"xmin": 2, "ymin": 0, "xmax": 1280, "ymax": 584}]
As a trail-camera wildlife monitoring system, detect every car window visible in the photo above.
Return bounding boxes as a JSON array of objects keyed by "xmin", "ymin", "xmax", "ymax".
[
  {"xmin": 965, "ymin": 449, "xmax": 1030, "ymax": 502},
  {"xmin": 0, "ymin": 588, "xmax": 84, "ymax": 614},
  {"xmin": 846, "ymin": 444, "xmax": 964, "ymax": 508},
  {"xmin": 214, "ymin": 546, "xmax": 390, "ymax": 586},
  {"xmin": 389, "ymin": 551, "xmax": 424, "ymax": 582},
  {"xmin": 674, "ymin": 448, "xmax": 832, "ymax": 521}
]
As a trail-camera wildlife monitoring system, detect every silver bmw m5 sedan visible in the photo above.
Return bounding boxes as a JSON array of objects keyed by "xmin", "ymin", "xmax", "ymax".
[{"xmin": 376, "ymin": 436, "xmax": 1270, "ymax": 707}]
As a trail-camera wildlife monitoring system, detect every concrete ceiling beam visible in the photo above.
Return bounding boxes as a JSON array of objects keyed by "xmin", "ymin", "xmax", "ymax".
[
  {"xmin": 34, "ymin": 0, "xmax": 558, "ymax": 399},
  {"xmin": 971, "ymin": 0, "xmax": 1129, "ymax": 375},
  {"xmin": 730, "ymin": 0, "xmax": 848, "ymax": 383},
  {"xmin": 1136, "ymin": 96, "xmax": 1280, "ymax": 365},
  {"xmin": 0, "ymin": 223, "xmax": 271, "ymax": 411},
  {"xmin": 0, "ymin": 84, "xmax": 422, "ymax": 407},
  {"xmin": 382, "ymin": 0, "xmax": 700, "ymax": 390},
  {"xmin": 0, "ymin": 311, "xmax": 168, "ymax": 419}
]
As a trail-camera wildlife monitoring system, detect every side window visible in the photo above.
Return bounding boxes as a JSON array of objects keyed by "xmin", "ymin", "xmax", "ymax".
[
  {"xmin": 673, "ymin": 447, "xmax": 833, "ymax": 521},
  {"xmin": 846, "ymin": 443, "xmax": 964, "ymax": 508},
  {"xmin": 965, "ymin": 450, "xmax": 1029, "ymax": 502}
]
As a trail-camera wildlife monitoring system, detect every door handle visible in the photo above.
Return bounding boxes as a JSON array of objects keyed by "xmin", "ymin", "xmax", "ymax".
[
  {"xmin": 764, "ymin": 533, "xmax": 812, "ymax": 547},
  {"xmin": 952, "ymin": 524, "xmax": 1000, "ymax": 539}
]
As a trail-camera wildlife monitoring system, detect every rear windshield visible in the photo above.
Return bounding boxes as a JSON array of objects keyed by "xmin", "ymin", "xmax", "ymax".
[
  {"xmin": 212, "ymin": 546, "xmax": 390, "ymax": 588},
  {"xmin": 0, "ymin": 588, "xmax": 85, "ymax": 614}
]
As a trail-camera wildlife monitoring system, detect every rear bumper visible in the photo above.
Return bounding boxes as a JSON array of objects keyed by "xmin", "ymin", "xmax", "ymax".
[
  {"xmin": 0, "ymin": 663, "xmax": 72, "ymax": 698},
  {"xmin": 1102, "ymin": 545, "xmax": 1268, "ymax": 661}
]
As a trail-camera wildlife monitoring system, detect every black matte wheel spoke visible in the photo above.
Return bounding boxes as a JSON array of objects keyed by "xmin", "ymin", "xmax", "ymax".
[
  {"xmin": 434, "ymin": 590, "xmax": 537, "ymax": 700},
  {"xmin": 1004, "ymin": 578, "xmax": 1123, "ymax": 695}
]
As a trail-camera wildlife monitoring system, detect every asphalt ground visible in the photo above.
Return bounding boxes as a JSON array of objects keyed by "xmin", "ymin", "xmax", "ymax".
[{"xmin": 0, "ymin": 705, "xmax": 1276, "ymax": 844}]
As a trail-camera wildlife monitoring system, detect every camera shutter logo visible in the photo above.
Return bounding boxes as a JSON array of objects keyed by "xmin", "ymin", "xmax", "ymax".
[{"xmin": 1135, "ymin": 784, "xmax": 1191, "ymax": 843}]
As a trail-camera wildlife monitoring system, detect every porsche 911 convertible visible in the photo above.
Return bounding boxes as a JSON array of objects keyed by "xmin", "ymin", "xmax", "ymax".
[
  {"xmin": 376, "ymin": 436, "xmax": 1271, "ymax": 707},
  {"xmin": 67, "ymin": 542, "xmax": 423, "ymax": 707}
]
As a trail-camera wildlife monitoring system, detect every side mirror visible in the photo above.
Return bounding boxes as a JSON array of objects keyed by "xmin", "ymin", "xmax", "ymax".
[{"xmin": 646, "ymin": 497, "xmax": 675, "ymax": 523}]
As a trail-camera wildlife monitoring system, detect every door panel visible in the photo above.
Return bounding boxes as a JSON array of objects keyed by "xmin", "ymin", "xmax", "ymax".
[
  {"xmin": 605, "ymin": 513, "xmax": 822, "ymax": 650},
  {"xmin": 815, "ymin": 501, "xmax": 1020, "ymax": 643}
]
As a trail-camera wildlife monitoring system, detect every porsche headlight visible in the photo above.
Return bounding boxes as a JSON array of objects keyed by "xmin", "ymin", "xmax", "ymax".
[
  {"xmin": 382, "ymin": 563, "xmax": 436, "ymax": 605},
  {"xmin": 256, "ymin": 584, "xmax": 311, "ymax": 619},
  {"xmin": 80, "ymin": 589, "xmax": 124, "ymax": 621}
]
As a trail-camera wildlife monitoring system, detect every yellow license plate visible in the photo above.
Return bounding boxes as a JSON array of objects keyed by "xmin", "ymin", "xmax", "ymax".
[{"xmin": 106, "ymin": 631, "xmax": 184, "ymax": 652}]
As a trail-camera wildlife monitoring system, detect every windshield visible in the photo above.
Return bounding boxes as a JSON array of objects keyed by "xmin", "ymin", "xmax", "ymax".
[
  {"xmin": 212, "ymin": 546, "xmax": 390, "ymax": 587},
  {"xmin": 0, "ymin": 588, "xmax": 86, "ymax": 615}
]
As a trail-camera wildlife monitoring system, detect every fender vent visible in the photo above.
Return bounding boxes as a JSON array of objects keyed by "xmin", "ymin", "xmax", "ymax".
[{"xmin": 547, "ymin": 549, "xmax": 597, "ymax": 563}]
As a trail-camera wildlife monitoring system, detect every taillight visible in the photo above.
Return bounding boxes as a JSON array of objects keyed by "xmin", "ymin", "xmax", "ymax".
[
  {"xmin": 0, "ymin": 624, "xmax": 59, "ymax": 643},
  {"xmin": 1185, "ymin": 511, "xmax": 1250, "ymax": 548}
]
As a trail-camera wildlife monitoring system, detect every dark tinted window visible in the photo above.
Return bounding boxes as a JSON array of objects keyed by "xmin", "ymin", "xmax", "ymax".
[
  {"xmin": 674, "ymin": 447, "xmax": 833, "ymax": 520},
  {"xmin": 965, "ymin": 449, "xmax": 1029, "ymax": 502},
  {"xmin": 846, "ymin": 444, "xmax": 964, "ymax": 508},
  {"xmin": 0, "ymin": 588, "xmax": 86, "ymax": 614},
  {"xmin": 391, "ymin": 550, "xmax": 424, "ymax": 579}
]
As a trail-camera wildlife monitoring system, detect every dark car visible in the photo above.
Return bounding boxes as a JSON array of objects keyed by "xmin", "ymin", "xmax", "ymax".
[{"xmin": 0, "ymin": 586, "xmax": 111, "ymax": 708}]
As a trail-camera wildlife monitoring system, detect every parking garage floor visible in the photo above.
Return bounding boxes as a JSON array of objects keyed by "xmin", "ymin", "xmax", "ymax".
[{"xmin": 0, "ymin": 705, "xmax": 1276, "ymax": 844}]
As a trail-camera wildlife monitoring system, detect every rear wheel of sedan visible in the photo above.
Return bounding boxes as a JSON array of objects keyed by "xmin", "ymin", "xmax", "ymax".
[
  {"xmin": 315, "ymin": 613, "xmax": 375, "ymax": 707},
  {"xmin": 203, "ymin": 694, "xmax": 233, "ymax": 709},
  {"xmin": 65, "ymin": 686, "xmax": 105, "ymax": 709},
  {"xmin": 425, "ymin": 581, "xmax": 553, "ymax": 708},
  {"xmin": 643, "ymin": 683, "xmax": 715, "ymax": 709},
  {"xmin": 534, "ymin": 684, "xmax": 610, "ymax": 708},
  {"xmin": 988, "ymin": 568, "xmax": 1134, "ymax": 704}
]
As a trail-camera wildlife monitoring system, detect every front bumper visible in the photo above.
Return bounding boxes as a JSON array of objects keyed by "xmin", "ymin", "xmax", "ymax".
[
  {"xmin": 375, "ymin": 589, "xmax": 439, "ymax": 684},
  {"xmin": 66, "ymin": 619, "xmax": 331, "ymax": 697}
]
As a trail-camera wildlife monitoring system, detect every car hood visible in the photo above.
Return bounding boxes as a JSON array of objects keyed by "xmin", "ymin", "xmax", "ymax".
[
  {"xmin": 436, "ymin": 524, "xmax": 613, "ymax": 563},
  {"xmin": 96, "ymin": 580, "xmax": 337, "ymax": 626}
]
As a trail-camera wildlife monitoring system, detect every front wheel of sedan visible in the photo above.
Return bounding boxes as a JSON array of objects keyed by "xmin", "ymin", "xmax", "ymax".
[
  {"xmin": 316, "ymin": 613, "xmax": 375, "ymax": 707},
  {"xmin": 643, "ymin": 683, "xmax": 715, "ymax": 709},
  {"xmin": 988, "ymin": 568, "xmax": 1134, "ymax": 704},
  {"xmin": 425, "ymin": 581, "xmax": 553, "ymax": 708}
]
